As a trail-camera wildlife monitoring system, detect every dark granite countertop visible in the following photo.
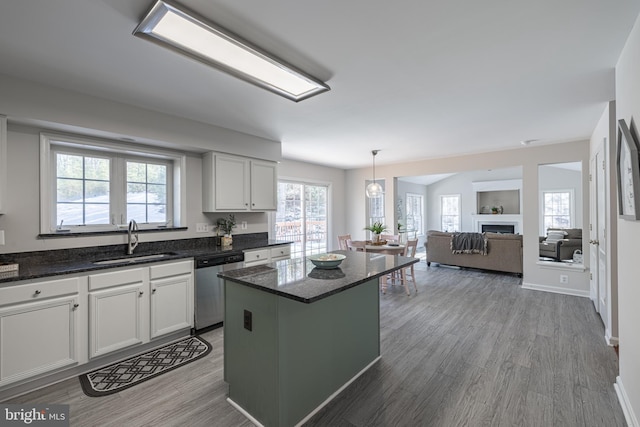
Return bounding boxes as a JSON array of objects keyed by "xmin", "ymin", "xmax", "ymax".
[
  {"xmin": 218, "ymin": 250, "xmax": 418, "ymax": 303},
  {"xmin": 0, "ymin": 233, "xmax": 292, "ymax": 285}
]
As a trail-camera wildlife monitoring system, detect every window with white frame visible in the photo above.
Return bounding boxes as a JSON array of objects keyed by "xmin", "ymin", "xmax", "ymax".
[
  {"xmin": 405, "ymin": 193, "xmax": 424, "ymax": 236},
  {"xmin": 542, "ymin": 190, "xmax": 573, "ymax": 231},
  {"xmin": 441, "ymin": 194, "xmax": 460, "ymax": 232},
  {"xmin": 41, "ymin": 133, "xmax": 184, "ymax": 233},
  {"xmin": 273, "ymin": 181, "xmax": 328, "ymax": 258}
]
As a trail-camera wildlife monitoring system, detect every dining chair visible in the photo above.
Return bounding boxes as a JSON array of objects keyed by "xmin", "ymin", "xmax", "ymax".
[
  {"xmin": 380, "ymin": 239, "xmax": 418, "ymax": 296},
  {"xmin": 400, "ymin": 239, "xmax": 419, "ymax": 293},
  {"xmin": 346, "ymin": 239, "xmax": 366, "ymax": 252},
  {"xmin": 337, "ymin": 234, "xmax": 351, "ymax": 250}
]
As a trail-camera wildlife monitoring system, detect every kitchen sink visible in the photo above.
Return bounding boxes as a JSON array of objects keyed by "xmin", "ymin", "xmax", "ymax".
[{"xmin": 93, "ymin": 253, "xmax": 177, "ymax": 265}]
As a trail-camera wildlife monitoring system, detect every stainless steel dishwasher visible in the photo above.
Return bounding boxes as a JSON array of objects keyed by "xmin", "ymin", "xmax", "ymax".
[{"xmin": 194, "ymin": 252, "xmax": 244, "ymax": 331}]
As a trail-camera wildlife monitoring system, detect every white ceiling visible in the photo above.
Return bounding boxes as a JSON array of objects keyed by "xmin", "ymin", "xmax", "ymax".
[{"xmin": 0, "ymin": 0, "xmax": 638, "ymax": 169}]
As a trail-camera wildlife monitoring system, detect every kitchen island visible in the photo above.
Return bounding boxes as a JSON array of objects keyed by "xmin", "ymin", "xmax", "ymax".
[{"xmin": 218, "ymin": 250, "xmax": 418, "ymax": 427}]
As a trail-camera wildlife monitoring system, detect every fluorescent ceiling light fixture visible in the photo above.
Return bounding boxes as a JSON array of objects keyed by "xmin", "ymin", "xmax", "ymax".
[{"xmin": 133, "ymin": 0, "xmax": 330, "ymax": 102}]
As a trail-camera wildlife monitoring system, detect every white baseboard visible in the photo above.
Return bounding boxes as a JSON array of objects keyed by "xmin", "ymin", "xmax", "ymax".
[
  {"xmin": 605, "ymin": 331, "xmax": 619, "ymax": 347},
  {"xmin": 521, "ymin": 282, "xmax": 590, "ymax": 298},
  {"xmin": 228, "ymin": 355, "xmax": 382, "ymax": 427},
  {"xmin": 615, "ymin": 376, "xmax": 639, "ymax": 427}
]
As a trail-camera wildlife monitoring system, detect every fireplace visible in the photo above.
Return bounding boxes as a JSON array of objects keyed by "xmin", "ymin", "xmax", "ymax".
[{"xmin": 481, "ymin": 224, "xmax": 515, "ymax": 234}]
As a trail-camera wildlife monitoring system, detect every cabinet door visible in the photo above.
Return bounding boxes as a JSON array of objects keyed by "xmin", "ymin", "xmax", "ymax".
[
  {"xmin": 0, "ymin": 296, "xmax": 79, "ymax": 387},
  {"xmin": 250, "ymin": 160, "xmax": 277, "ymax": 211},
  {"xmin": 215, "ymin": 155, "xmax": 250, "ymax": 210},
  {"xmin": 150, "ymin": 273, "xmax": 193, "ymax": 339},
  {"xmin": 89, "ymin": 283, "xmax": 145, "ymax": 359}
]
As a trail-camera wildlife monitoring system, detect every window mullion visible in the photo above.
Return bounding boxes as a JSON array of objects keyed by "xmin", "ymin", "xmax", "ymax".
[{"xmin": 112, "ymin": 155, "xmax": 126, "ymax": 225}]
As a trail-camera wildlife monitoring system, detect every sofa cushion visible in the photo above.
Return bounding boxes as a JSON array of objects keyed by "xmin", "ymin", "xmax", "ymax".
[{"xmin": 545, "ymin": 230, "xmax": 567, "ymax": 242}]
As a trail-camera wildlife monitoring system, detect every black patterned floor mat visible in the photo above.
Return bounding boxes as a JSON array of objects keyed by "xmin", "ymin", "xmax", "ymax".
[{"xmin": 79, "ymin": 336, "xmax": 212, "ymax": 397}]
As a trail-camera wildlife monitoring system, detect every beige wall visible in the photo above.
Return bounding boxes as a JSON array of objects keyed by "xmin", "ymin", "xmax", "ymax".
[
  {"xmin": 615, "ymin": 12, "xmax": 640, "ymax": 425},
  {"xmin": 346, "ymin": 140, "xmax": 591, "ymax": 295}
]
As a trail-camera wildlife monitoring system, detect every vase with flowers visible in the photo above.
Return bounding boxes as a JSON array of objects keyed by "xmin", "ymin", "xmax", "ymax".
[
  {"xmin": 217, "ymin": 214, "xmax": 237, "ymax": 246},
  {"xmin": 364, "ymin": 221, "xmax": 387, "ymax": 244}
]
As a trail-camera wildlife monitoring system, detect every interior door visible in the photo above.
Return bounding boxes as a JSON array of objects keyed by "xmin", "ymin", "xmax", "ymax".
[
  {"xmin": 596, "ymin": 149, "xmax": 608, "ymax": 321},
  {"xmin": 590, "ymin": 148, "xmax": 608, "ymax": 327},
  {"xmin": 589, "ymin": 155, "xmax": 599, "ymax": 307}
]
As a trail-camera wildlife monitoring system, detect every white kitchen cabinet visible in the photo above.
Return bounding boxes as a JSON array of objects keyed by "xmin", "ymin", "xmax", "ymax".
[
  {"xmin": 202, "ymin": 152, "xmax": 277, "ymax": 212},
  {"xmin": 0, "ymin": 277, "xmax": 81, "ymax": 388},
  {"xmin": 243, "ymin": 248, "xmax": 271, "ymax": 267},
  {"xmin": 244, "ymin": 244, "xmax": 291, "ymax": 267},
  {"xmin": 0, "ymin": 114, "xmax": 7, "ymax": 214},
  {"xmin": 88, "ymin": 268, "xmax": 147, "ymax": 359},
  {"xmin": 270, "ymin": 245, "xmax": 291, "ymax": 262},
  {"xmin": 250, "ymin": 159, "xmax": 278, "ymax": 210},
  {"xmin": 149, "ymin": 260, "xmax": 193, "ymax": 339}
]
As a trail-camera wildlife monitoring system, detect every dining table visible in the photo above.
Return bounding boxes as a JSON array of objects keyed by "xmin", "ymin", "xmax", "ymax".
[{"xmin": 351, "ymin": 241, "xmax": 406, "ymax": 255}]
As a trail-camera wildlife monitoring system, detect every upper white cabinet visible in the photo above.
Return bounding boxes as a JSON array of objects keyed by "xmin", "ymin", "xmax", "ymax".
[
  {"xmin": 203, "ymin": 152, "xmax": 277, "ymax": 212},
  {"xmin": 0, "ymin": 115, "xmax": 7, "ymax": 214}
]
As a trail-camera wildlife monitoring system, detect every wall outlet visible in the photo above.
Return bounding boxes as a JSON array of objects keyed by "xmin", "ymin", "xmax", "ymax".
[
  {"xmin": 196, "ymin": 223, "xmax": 209, "ymax": 233},
  {"xmin": 241, "ymin": 221, "xmax": 248, "ymax": 230},
  {"xmin": 560, "ymin": 274, "xmax": 569, "ymax": 284}
]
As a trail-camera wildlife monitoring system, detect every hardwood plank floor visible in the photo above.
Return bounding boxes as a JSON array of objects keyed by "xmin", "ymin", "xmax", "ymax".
[{"xmin": 4, "ymin": 263, "xmax": 625, "ymax": 427}]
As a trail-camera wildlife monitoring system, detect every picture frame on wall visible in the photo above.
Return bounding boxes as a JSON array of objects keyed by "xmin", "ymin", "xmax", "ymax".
[{"xmin": 616, "ymin": 118, "xmax": 640, "ymax": 220}]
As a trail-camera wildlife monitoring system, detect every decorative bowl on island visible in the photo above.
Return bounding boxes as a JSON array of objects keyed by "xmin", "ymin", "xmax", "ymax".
[{"xmin": 308, "ymin": 253, "xmax": 346, "ymax": 269}]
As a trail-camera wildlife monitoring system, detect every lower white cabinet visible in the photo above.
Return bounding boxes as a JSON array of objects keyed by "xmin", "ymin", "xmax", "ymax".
[
  {"xmin": 150, "ymin": 260, "xmax": 193, "ymax": 339},
  {"xmin": 88, "ymin": 268, "xmax": 147, "ymax": 359},
  {"xmin": 244, "ymin": 244, "xmax": 292, "ymax": 267},
  {"xmin": 0, "ymin": 277, "xmax": 81, "ymax": 388}
]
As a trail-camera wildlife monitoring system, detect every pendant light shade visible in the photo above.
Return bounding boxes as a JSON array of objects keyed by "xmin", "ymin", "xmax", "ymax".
[{"xmin": 366, "ymin": 150, "xmax": 383, "ymax": 198}]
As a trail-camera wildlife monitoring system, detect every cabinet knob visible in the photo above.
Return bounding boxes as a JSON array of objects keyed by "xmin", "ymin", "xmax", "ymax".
[
  {"xmin": 152, "ymin": 289, "xmax": 156, "ymax": 293},
  {"xmin": 34, "ymin": 290, "xmax": 41, "ymax": 295},
  {"xmin": 139, "ymin": 291, "xmax": 144, "ymax": 296},
  {"xmin": 73, "ymin": 303, "xmax": 79, "ymax": 309}
]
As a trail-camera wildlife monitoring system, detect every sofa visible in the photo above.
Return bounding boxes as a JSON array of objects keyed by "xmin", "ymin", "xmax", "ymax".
[
  {"xmin": 425, "ymin": 230, "xmax": 523, "ymax": 275},
  {"xmin": 539, "ymin": 228, "xmax": 582, "ymax": 261}
]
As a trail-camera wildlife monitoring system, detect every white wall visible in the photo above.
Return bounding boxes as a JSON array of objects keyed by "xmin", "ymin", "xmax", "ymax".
[
  {"xmin": 424, "ymin": 167, "xmax": 523, "ymax": 231},
  {"xmin": 345, "ymin": 140, "xmax": 590, "ymax": 295},
  {"xmin": 396, "ymin": 179, "xmax": 427, "ymax": 246},
  {"xmin": 538, "ymin": 164, "xmax": 583, "ymax": 234},
  {"xmin": 0, "ymin": 74, "xmax": 289, "ymax": 253},
  {"xmin": 614, "ymin": 12, "xmax": 640, "ymax": 426},
  {"xmin": 277, "ymin": 159, "xmax": 347, "ymax": 251}
]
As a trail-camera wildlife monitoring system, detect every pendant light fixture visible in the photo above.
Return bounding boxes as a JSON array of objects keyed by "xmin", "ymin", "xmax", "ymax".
[{"xmin": 366, "ymin": 150, "xmax": 383, "ymax": 198}]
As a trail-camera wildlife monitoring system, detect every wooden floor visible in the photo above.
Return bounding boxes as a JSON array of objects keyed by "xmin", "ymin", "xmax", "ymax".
[{"xmin": 6, "ymin": 263, "xmax": 625, "ymax": 427}]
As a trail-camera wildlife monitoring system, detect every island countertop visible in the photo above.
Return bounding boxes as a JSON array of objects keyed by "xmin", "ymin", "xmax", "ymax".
[{"xmin": 218, "ymin": 250, "xmax": 418, "ymax": 303}]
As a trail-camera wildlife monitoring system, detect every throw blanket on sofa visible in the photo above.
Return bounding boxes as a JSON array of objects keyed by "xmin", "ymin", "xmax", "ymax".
[{"xmin": 450, "ymin": 232, "xmax": 488, "ymax": 255}]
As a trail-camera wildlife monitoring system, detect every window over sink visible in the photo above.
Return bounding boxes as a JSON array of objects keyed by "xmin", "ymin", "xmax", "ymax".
[{"xmin": 40, "ymin": 132, "xmax": 186, "ymax": 234}]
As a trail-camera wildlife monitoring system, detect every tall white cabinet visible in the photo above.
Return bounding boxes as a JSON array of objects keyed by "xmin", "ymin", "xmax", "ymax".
[{"xmin": 202, "ymin": 152, "xmax": 277, "ymax": 212}]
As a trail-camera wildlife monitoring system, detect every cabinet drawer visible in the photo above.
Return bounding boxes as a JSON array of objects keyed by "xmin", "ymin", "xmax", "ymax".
[
  {"xmin": 89, "ymin": 268, "xmax": 145, "ymax": 291},
  {"xmin": 0, "ymin": 277, "xmax": 80, "ymax": 307},
  {"xmin": 244, "ymin": 249, "xmax": 270, "ymax": 265},
  {"xmin": 270, "ymin": 245, "xmax": 291, "ymax": 259},
  {"xmin": 150, "ymin": 260, "xmax": 193, "ymax": 280}
]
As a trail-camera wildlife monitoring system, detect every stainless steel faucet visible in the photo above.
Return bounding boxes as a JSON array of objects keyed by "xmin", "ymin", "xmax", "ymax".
[{"xmin": 127, "ymin": 219, "xmax": 139, "ymax": 255}]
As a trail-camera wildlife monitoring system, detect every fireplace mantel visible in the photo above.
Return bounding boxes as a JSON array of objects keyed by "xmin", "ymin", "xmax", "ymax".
[{"xmin": 471, "ymin": 214, "xmax": 522, "ymax": 234}]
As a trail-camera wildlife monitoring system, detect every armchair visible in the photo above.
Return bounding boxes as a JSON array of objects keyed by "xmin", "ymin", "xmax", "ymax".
[{"xmin": 539, "ymin": 228, "xmax": 582, "ymax": 261}]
